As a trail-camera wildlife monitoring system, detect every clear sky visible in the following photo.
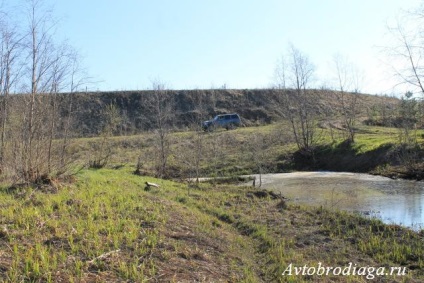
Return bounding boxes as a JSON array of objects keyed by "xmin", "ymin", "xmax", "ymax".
[{"xmin": 39, "ymin": 0, "xmax": 423, "ymax": 94}]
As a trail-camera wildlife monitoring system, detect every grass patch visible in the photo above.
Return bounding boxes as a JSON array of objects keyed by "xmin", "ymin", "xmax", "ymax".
[{"xmin": 0, "ymin": 167, "xmax": 422, "ymax": 282}]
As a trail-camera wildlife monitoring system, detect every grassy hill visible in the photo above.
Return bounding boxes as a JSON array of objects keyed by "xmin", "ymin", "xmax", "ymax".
[{"xmin": 60, "ymin": 89, "xmax": 398, "ymax": 137}]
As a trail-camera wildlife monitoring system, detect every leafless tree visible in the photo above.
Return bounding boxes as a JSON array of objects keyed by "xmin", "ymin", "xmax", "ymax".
[
  {"xmin": 321, "ymin": 99, "xmax": 338, "ymax": 143},
  {"xmin": 245, "ymin": 133, "xmax": 274, "ymax": 188},
  {"xmin": 0, "ymin": 18, "xmax": 24, "ymax": 173},
  {"xmin": 89, "ymin": 103, "xmax": 121, "ymax": 168},
  {"xmin": 274, "ymin": 55, "xmax": 287, "ymax": 89},
  {"xmin": 387, "ymin": 6, "xmax": 424, "ymax": 129},
  {"xmin": 385, "ymin": 5, "xmax": 424, "ymax": 146},
  {"xmin": 203, "ymin": 131, "xmax": 226, "ymax": 182},
  {"xmin": 398, "ymin": 91, "xmax": 418, "ymax": 145},
  {"xmin": 277, "ymin": 44, "xmax": 318, "ymax": 152},
  {"xmin": 332, "ymin": 54, "xmax": 362, "ymax": 143},
  {"xmin": 148, "ymin": 81, "xmax": 175, "ymax": 178},
  {"xmin": 12, "ymin": 0, "xmax": 58, "ymax": 182},
  {"xmin": 174, "ymin": 132, "xmax": 204, "ymax": 184},
  {"xmin": 45, "ymin": 45, "xmax": 80, "ymax": 173},
  {"xmin": 384, "ymin": 5, "xmax": 424, "ymax": 129},
  {"xmin": 0, "ymin": 0, "xmax": 87, "ymax": 184},
  {"xmin": 4, "ymin": 0, "xmax": 85, "ymax": 183},
  {"xmin": 174, "ymin": 89, "xmax": 207, "ymax": 183},
  {"xmin": 59, "ymin": 52, "xmax": 85, "ymax": 169},
  {"xmin": 394, "ymin": 91, "xmax": 421, "ymax": 171}
]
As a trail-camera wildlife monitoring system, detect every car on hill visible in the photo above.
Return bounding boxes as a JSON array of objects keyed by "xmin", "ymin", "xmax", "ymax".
[{"xmin": 202, "ymin": 113, "xmax": 241, "ymax": 131}]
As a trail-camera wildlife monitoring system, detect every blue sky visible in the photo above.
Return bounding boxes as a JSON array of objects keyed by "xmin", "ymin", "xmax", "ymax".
[{"xmin": 40, "ymin": 0, "xmax": 422, "ymax": 94}]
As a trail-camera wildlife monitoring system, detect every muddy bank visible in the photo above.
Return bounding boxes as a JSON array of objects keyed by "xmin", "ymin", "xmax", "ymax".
[{"xmin": 288, "ymin": 141, "xmax": 424, "ymax": 181}]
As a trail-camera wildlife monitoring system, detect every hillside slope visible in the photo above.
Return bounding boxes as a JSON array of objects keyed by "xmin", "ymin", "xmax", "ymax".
[{"xmin": 62, "ymin": 89, "xmax": 397, "ymax": 137}]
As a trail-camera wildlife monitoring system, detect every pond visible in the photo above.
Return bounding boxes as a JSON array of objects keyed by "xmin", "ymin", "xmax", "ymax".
[{"xmin": 253, "ymin": 172, "xmax": 424, "ymax": 231}]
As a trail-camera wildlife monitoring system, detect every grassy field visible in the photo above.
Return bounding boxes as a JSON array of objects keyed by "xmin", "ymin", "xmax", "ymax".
[
  {"xmin": 69, "ymin": 122, "xmax": 424, "ymax": 179},
  {"xmin": 0, "ymin": 167, "xmax": 423, "ymax": 282}
]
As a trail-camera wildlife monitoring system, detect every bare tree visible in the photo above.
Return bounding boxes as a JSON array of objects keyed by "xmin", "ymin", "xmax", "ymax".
[
  {"xmin": 174, "ymin": 132, "xmax": 204, "ymax": 185},
  {"xmin": 386, "ymin": 6, "xmax": 424, "ymax": 129},
  {"xmin": 0, "ymin": 0, "xmax": 87, "ymax": 184},
  {"xmin": 332, "ymin": 54, "xmax": 362, "ymax": 143},
  {"xmin": 398, "ymin": 91, "xmax": 418, "ymax": 145},
  {"xmin": 245, "ymin": 133, "xmax": 274, "ymax": 188},
  {"xmin": 59, "ymin": 51, "xmax": 85, "ymax": 169},
  {"xmin": 7, "ymin": 0, "xmax": 84, "ymax": 183},
  {"xmin": 278, "ymin": 44, "xmax": 318, "ymax": 152},
  {"xmin": 148, "ymin": 81, "xmax": 175, "ymax": 178},
  {"xmin": 174, "ymin": 89, "xmax": 207, "ymax": 183},
  {"xmin": 45, "ymin": 45, "xmax": 78, "ymax": 172},
  {"xmin": 321, "ymin": 98, "xmax": 338, "ymax": 143},
  {"xmin": 0, "ymin": 18, "xmax": 24, "ymax": 173},
  {"xmin": 385, "ymin": 5, "xmax": 424, "ymax": 149},
  {"xmin": 89, "ymin": 103, "xmax": 121, "ymax": 168},
  {"xmin": 274, "ymin": 56, "xmax": 287, "ymax": 89},
  {"xmin": 203, "ymin": 131, "xmax": 227, "ymax": 181},
  {"xmin": 386, "ymin": 8, "xmax": 424, "ymax": 95},
  {"xmin": 15, "ymin": 0, "xmax": 57, "ymax": 182}
]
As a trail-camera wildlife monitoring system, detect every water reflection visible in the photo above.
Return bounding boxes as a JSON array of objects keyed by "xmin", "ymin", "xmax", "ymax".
[{"xmin": 258, "ymin": 172, "xmax": 424, "ymax": 230}]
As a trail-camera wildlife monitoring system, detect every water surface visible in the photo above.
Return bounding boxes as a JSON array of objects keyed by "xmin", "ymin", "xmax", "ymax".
[{"xmin": 254, "ymin": 172, "xmax": 424, "ymax": 230}]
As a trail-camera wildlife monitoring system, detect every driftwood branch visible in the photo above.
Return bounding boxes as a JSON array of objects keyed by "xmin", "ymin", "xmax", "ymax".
[{"xmin": 145, "ymin": 182, "xmax": 160, "ymax": 188}]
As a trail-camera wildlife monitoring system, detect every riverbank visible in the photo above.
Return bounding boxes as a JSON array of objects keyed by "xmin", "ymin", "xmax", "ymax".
[
  {"xmin": 288, "ymin": 137, "xmax": 424, "ymax": 181},
  {"xmin": 247, "ymin": 171, "xmax": 424, "ymax": 230},
  {"xmin": 0, "ymin": 167, "xmax": 422, "ymax": 282}
]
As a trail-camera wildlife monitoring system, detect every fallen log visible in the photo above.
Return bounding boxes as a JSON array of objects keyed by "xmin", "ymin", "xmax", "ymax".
[{"xmin": 145, "ymin": 182, "xmax": 160, "ymax": 188}]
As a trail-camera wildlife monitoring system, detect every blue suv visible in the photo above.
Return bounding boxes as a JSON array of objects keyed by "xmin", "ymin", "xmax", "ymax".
[{"xmin": 202, "ymin": 113, "xmax": 241, "ymax": 131}]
